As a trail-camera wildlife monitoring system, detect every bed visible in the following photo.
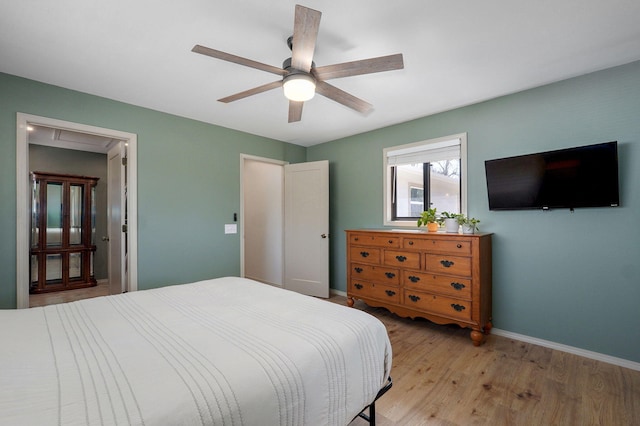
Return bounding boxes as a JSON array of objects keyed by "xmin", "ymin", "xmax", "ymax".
[{"xmin": 0, "ymin": 277, "xmax": 392, "ymax": 425}]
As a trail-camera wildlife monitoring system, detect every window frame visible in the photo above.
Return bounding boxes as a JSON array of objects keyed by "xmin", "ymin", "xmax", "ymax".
[{"xmin": 383, "ymin": 133, "xmax": 468, "ymax": 227}]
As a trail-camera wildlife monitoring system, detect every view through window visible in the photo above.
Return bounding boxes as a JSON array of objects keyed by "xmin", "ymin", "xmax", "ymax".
[{"xmin": 384, "ymin": 134, "xmax": 467, "ymax": 225}]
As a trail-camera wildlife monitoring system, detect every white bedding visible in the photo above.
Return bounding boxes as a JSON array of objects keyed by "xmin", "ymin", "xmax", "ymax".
[{"xmin": 0, "ymin": 277, "xmax": 391, "ymax": 425}]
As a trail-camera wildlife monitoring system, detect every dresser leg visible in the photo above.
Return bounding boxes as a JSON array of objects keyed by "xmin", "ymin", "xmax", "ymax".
[
  {"xmin": 470, "ymin": 330, "xmax": 485, "ymax": 346},
  {"xmin": 347, "ymin": 297, "xmax": 355, "ymax": 307}
]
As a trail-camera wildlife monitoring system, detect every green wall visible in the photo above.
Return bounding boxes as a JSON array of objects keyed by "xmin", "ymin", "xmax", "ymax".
[
  {"xmin": 2, "ymin": 61, "xmax": 639, "ymax": 364},
  {"xmin": 307, "ymin": 60, "xmax": 640, "ymax": 363},
  {"xmin": 0, "ymin": 72, "xmax": 306, "ymax": 308}
]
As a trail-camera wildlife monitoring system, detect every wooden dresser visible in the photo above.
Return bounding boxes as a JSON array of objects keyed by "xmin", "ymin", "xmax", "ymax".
[{"xmin": 346, "ymin": 229, "xmax": 492, "ymax": 345}]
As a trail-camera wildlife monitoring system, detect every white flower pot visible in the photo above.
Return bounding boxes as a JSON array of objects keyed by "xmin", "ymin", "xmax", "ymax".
[
  {"xmin": 461, "ymin": 224, "xmax": 476, "ymax": 234},
  {"xmin": 444, "ymin": 218, "xmax": 459, "ymax": 233}
]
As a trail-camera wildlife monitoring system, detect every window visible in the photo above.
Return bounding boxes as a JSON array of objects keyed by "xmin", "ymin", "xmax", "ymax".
[{"xmin": 384, "ymin": 133, "xmax": 467, "ymax": 226}]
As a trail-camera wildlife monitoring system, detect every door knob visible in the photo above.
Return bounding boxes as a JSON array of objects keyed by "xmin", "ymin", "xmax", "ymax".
[
  {"xmin": 321, "ymin": 233, "xmax": 328, "ymax": 238},
  {"xmin": 102, "ymin": 236, "xmax": 110, "ymax": 241}
]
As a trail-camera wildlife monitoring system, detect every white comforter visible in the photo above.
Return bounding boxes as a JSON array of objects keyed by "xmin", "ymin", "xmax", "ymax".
[{"xmin": 0, "ymin": 277, "xmax": 391, "ymax": 425}]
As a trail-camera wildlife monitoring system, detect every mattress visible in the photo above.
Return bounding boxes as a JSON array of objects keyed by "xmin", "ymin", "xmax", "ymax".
[{"xmin": 0, "ymin": 277, "xmax": 391, "ymax": 425}]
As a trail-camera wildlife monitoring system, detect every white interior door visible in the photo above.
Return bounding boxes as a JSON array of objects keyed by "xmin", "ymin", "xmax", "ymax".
[
  {"xmin": 284, "ymin": 160, "xmax": 329, "ymax": 298},
  {"xmin": 107, "ymin": 142, "xmax": 126, "ymax": 295}
]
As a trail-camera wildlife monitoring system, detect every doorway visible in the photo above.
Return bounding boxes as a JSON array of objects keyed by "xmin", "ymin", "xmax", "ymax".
[
  {"xmin": 15, "ymin": 113, "xmax": 138, "ymax": 309},
  {"xmin": 241, "ymin": 154, "xmax": 329, "ymax": 298},
  {"xmin": 241, "ymin": 155, "xmax": 286, "ymax": 287}
]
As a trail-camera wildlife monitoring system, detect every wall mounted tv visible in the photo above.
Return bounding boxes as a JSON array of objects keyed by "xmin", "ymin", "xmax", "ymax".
[{"xmin": 485, "ymin": 141, "xmax": 619, "ymax": 211}]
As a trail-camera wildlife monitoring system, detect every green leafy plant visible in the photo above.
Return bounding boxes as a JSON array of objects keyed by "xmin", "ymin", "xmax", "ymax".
[
  {"xmin": 440, "ymin": 211, "xmax": 462, "ymax": 232},
  {"xmin": 457, "ymin": 214, "xmax": 480, "ymax": 230},
  {"xmin": 439, "ymin": 211, "xmax": 458, "ymax": 219},
  {"xmin": 417, "ymin": 207, "xmax": 438, "ymax": 227}
]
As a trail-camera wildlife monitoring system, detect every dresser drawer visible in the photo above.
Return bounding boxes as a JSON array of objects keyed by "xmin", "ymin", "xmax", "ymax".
[
  {"xmin": 349, "ymin": 279, "xmax": 401, "ymax": 304},
  {"xmin": 402, "ymin": 271, "xmax": 472, "ymax": 299},
  {"xmin": 349, "ymin": 233, "xmax": 400, "ymax": 248},
  {"xmin": 403, "ymin": 237, "xmax": 471, "ymax": 255},
  {"xmin": 350, "ymin": 263, "xmax": 400, "ymax": 285},
  {"xmin": 403, "ymin": 290, "xmax": 472, "ymax": 321},
  {"xmin": 384, "ymin": 250, "xmax": 421, "ymax": 269},
  {"xmin": 425, "ymin": 254, "xmax": 472, "ymax": 277},
  {"xmin": 349, "ymin": 246, "xmax": 381, "ymax": 264}
]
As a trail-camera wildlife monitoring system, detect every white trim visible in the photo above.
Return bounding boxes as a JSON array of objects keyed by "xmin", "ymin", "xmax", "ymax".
[
  {"xmin": 383, "ymin": 132, "xmax": 468, "ymax": 227},
  {"xmin": 330, "ymin": 288, "xmax": 347, "ymax": 298},
  {"xmin": 16, "ymin": 113, "xmax": 138, "ymax": 308},
  {"xmin": 239, "ymin": 154, "xmax": 288, "ymax": 280},
  {"xmin": 491, "ymin": 328, "xmax": 640, "ymax": 371}
]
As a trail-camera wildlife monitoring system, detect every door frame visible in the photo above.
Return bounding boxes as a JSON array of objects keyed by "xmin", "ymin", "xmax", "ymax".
[
  {"xmin": 15, "ymin": 113, "xmax": 138, "ymax": 309},
  {"xmin": 239, "ymin": 154, "xmax": 287, "ymax": 283}
]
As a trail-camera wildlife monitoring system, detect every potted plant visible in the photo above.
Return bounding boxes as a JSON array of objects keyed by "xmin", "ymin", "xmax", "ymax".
[
  {"xmin": 457, "ymin": 214, "xmax": 480, "ymax": 234},
  {"xmin": 440, "ymin": 211, "xmax": 460, "ymax": 233},
  {"xmin": 417, "ymin": 207, "xmax": 439, "ymax": 232}
]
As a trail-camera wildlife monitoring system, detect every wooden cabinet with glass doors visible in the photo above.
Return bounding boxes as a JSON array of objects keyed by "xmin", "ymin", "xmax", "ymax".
[{"xmin": 30, "ymin": 172, "xmax": 99, "ymax": 294}]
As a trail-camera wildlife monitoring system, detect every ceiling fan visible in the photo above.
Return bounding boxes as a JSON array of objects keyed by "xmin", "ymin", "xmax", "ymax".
[{"xmin": 192, "ymin": 4, "xmax": 404, "ymax": 123}]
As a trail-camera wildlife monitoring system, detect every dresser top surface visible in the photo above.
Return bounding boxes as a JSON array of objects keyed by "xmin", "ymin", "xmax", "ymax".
[{"xmin": 346, "ymin": 228, "xmax": 492, "ymax": 237}]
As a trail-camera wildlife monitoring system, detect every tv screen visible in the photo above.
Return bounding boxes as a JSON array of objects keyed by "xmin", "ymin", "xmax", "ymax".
[{"xmin": 485, "ymin": 141, "xmax": 619, "ymax": 210}]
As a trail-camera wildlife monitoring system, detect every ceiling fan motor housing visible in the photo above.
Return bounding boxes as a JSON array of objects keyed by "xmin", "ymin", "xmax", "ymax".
[{"xmin": 282, "ymin": 57, "xmax": 316, "ymax": 77}]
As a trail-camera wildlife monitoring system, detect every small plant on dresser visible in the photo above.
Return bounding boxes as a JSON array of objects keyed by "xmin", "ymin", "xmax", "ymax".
[{"xmin": 417, "ymin": 208, "xmax": 439, "ymax": 232}]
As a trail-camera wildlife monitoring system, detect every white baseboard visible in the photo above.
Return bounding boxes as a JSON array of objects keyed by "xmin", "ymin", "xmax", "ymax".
[
  {"xmin": 491, "ymin": 328, "xmax": 640, "ymax": 372},
  {"xmin": 330, "ymin": 288, "xmax": 639, "ymax": 371},
  {"xmin": 331, "ymin": 289, "xmax": 347, "ymax": 297}
]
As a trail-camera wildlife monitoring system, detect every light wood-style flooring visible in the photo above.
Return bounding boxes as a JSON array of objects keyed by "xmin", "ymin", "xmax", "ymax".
[
  {"xmin": 29, "ymin": 281, "xmax": 110, "ymax": 307},
  {"xmin": 337, "ymin": 296, "xmax": 640, "ymax": 426}
]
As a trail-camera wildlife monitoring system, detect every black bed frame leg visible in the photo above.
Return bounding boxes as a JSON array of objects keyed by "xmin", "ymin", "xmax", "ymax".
[
  {"xmin": 355, "ymin": 377, "xmax": 391, "ymax": 425},
  {"xmin": 369, "ymin": 402, "xmax": 376, "ymax": 426}
]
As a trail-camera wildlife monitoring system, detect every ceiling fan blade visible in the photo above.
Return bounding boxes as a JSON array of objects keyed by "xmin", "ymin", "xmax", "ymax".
[
  {"xmin": 218, "ymin": 80, "xmax": 283, "ymax": 103},
  {"xmin": 313, "ymin": 53, "xmax": 404, "ymax": 80},
  {"xmin": 288, "ymin": 101, "xmax": 304, "ymax": 122},
  {"xmin": 291, "ymin": 5, "xmax": 322, "ymax": 72},
  {"xmin": 192, "ymin": 45, "xmax": 286, "ymax": 76},
  {"xmin": 315, "ymin": 81, "xmax": 373, "ymax": 114}
]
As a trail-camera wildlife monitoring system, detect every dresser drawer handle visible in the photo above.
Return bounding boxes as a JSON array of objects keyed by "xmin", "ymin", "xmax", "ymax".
[
  {"xmin": 388, "ymin": 240, "xmax": 394, "ymax": 244},
  {"xmin": 354, "ymin": 267, "xmax": 363, "ymax": 273},
  {"xmin": 440, "ymin": 260, "xmax": 454, "ymax": 268},
  {"xmin": 354, "ymin": 283, "xmax": 363, "ymax": 290},
  {"xmin": 408, "ymin": 275, "xmax": 420, "ymax": 283},
  {"xmin": 360, "ymin": 251, "xmax": 369, "ymax": 258},
  {"xmin": 451, "ymin": 303, "xmax": 466, "ymax": 312},
  {"xmin": 385, "ymin": 290, "xmax": 396, "ymax": 297},
  {"xmin": 457, "ymin": 243, "xmax": 462, "ymax": 248},
  {"xmin": 354, "ymin": 237, "xmax": 359, "ymax": 241},
  {"xmin": 395, "ymin": 255, "xmax": 407, "ymax": 262},
  {"xmin": 451, "ymin": 282, "xmax": 466, "ymax": 290},
  {"xmin": 408, "ymin": 294, "xmax": 421, "ymax": 302},
  {"xmin": 385, "ymin": 272, "xmax": 396, "ymax": 279},
  {"xmin": 408, "ymin": 241, "xmax": 414, "ymax": 246}
]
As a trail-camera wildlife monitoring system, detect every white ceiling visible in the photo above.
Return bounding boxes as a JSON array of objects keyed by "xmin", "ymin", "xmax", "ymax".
[{"xmin": 2, "ymin": 1, "xmax": 640, "ymax": 147}]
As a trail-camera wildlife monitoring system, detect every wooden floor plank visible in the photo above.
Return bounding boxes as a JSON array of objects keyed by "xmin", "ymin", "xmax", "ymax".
[{"xmin": 337, "ymin": 295, "xmax": 640, "ymax": 426}]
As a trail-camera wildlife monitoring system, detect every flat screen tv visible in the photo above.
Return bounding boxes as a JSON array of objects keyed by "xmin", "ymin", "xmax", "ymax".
[{"xmin": 485, "ymin": 141, "xmax": 619, "ymax": 210}]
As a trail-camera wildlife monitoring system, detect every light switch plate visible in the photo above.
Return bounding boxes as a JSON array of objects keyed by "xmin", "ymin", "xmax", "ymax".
[{"xmin": 224, "ymin": 224, "xmax": 237, "ymax": 234}]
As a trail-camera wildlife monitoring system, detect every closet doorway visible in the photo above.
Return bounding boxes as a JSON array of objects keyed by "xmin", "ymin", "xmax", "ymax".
[
  {"xmin": 241, "ymin": 155, "xmax": 329, "ymax": 298},
  {"xmin": 16, "ymin": 113, "xmax": 138, "ymax": 309}
]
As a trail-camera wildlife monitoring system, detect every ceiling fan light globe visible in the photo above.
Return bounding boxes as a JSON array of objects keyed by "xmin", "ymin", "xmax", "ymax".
[{"xmin": 283, "ymin": 74, "xmax": 316, "ymax": 102}]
